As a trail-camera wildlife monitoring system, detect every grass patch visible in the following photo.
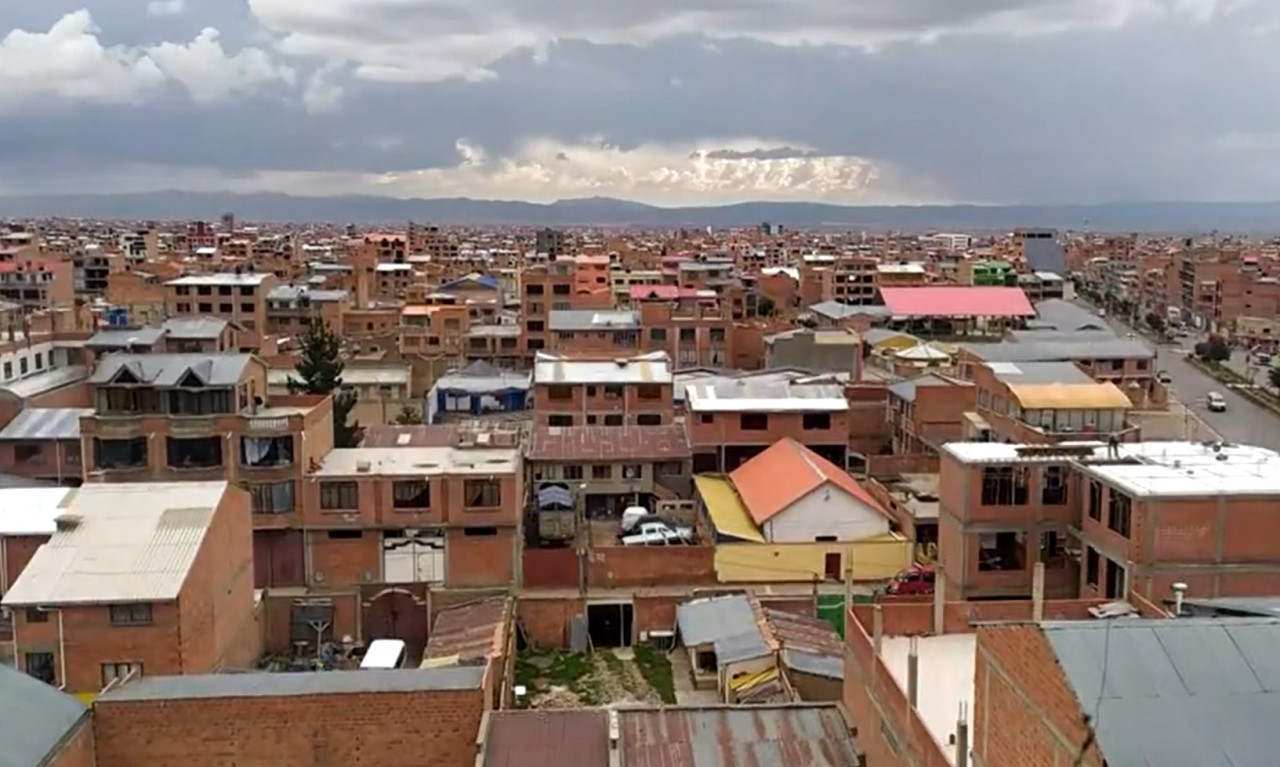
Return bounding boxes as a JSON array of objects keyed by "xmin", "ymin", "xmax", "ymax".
[
  {"xmin": 514, "ymin": 648, "xmax": 604, "ymax": 707},
  {"xmin": 633, "ymin": 645, "xmax": 677, "ymax": 704}
]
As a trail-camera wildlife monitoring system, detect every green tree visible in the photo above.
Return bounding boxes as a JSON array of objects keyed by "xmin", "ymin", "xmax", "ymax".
[
  {"xmin": 756, "ymin": 295, "xmax": 776, "ymax": 318},
  {"xmin": 289, "ymin": 319, "xmax": 358, "ymax": 447},
  {"xmin": 394, "ymin": 405, "xmax": 423, "ymax": 425},
  {"xmin": 1194, "ymin": 335, "xmax": 1231, "ymax": 364},
  {"xmin": 1144, "ymin": 312, "xmax": 1164, "ymax": 334}
]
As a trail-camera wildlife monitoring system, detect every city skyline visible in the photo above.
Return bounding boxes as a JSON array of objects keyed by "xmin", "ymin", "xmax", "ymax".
[{"xmin": 2, "ymin": 1, "xmax": 1279, "ymax": 204}]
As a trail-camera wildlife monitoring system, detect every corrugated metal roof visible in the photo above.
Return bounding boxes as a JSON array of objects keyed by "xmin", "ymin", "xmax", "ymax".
[
  {"xmin": 962, "ymin": 338, "xmax": 1154, "ymax": 362},
  {"xmin": 676, "ymin": 594, "xmax": 769, "ymax": 663},
  {"xmin": 547, "ymin": 309, "xmax": 640, "ymax": 332},
  {"xmin": 89, "ymin": 354, "xmax": 252, "ymax": 387},
  {"xmin": 714, "ymin": 630, "xmax": 772, "ymax": 664},
  {"xmin": 424, "ymin": 597, "xmax": 509, "ymax": 663},
  {"xmin": 2, "ymin": 366, "xmax": 88, "ymax": 400},
  {"xmin": 684, "ymin": 378, "xmax": 848, "ymax": 413},
  {"xmin": 0, "ymin": 664, "xmax": 87, "ymax": 767},
  {"xmin": 161, "ymin": 317, "xmax": 230, "ymax": 340},
  {"xmin": 617, "ymin": 705, "xmax": 860, "ymax": 767},
  {"xmin": 483, "ymin": 711, "xmax": 608, "ymax": 767},
  {"xmin": 0, "ymin": 407, "xmax": 92, "ymax": 441},
  {"xmin": 0, "ymin": 482, "xmax": 227, "ymax": 606},
  {"xmin": 694, "ymin": 474, "xmax": 764, "ymax": 543},
  {"xmin": 86, "ymin": 327, "xmax": 166, "ymax": 348},
  {"xmin": 1007, "ymin": 382, "xmax": 1133, "ymax": 410},
  {"xmin": 881, "ymin": 286, "xmax": 1036, "ymax": 318},
  {"xmin": 98, "ymin": 667, "xmax": 484, "ymax": 702},
  {"xmin": 985, "ymin": 360, "xmax": 1096, "ymax": 385},
  {"xmin": 783, "ymin": 648, "xmax": 844, "ymax": 680},
  {"xmin": 533, "ymin": 351, "xmax": 672, "ymax": 385},
  {"xmin": 887, "ymin": 374, "xmax": 955, "ymax": 403},
  {"xmin": 1043, "ymin": 618, "xmax": 1280, "ymax": 767},
  {"xmin": 529, "ymin": 425, "xmax": 690, "ymax": 462}
]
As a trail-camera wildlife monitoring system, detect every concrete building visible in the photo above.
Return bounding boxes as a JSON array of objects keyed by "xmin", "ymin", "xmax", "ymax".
[
  {"xmin": 164, "ymin": 273, "xmax": 278, "ymax": 351},
  {"xmin": 531, "ymin": 351, "xmax": 673, "ymax": 427},
  {"xmin": 2, "ymin": 482, "xmax": 258, "ymax": 695}
]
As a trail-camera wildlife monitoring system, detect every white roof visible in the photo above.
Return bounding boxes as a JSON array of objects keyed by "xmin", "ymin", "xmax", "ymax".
[
  {"xmin": 882, "ymin": 634, "xmax": 975, "ymax": 765},
  {"xmin": 876, "ymin": 263, "xmax": 926, "ymax": 274},
  {"xmin": 167, "ymin": 273, "xmax": 272, "ymax": 286},
  {"xmin": 684, "ymin": 379, "xmax": 849, "ymax": 413},
  {"xmin": 942, "ymin": 440, "xmax": 1280, "ymax": 498},
  {"xmin": 361, "ymin": 639, "xmax": 407, "ymax": 669},
  {"xmin": 268, "ymin": 367, "xmax": 410, "ymax": 387},
  {"xmin": 315, "ymin": 447, "xmax": 520, "ymax": 477},
  {"xmin": 533, "ymin": 351, "xmax": 672, "ymax": 385},
  {"xmin": 0, "ymin": 482, "xmax": 227, "ymax": 606},
  {"xmin": 0, "ymin": 488, "xmax": 75, "ymax": 535}
]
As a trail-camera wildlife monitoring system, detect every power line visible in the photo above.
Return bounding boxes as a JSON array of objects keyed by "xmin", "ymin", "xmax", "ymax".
[{"xmin": 1072, "ymin": 618, "xmax": 1113, "ymax": 767}]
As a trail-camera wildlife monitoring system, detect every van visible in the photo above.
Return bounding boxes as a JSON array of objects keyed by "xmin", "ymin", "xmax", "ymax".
[
  {"xmin": 360, "ymin": 639, "xmax": 407, "ymax": 669},
  {"xmin": 1207, "ymin": 392, "xmax": 1227, "ymax": 413}
]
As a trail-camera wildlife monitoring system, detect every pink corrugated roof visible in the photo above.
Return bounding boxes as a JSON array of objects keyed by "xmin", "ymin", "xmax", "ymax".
[{"xmin": 880, "ymin": 286, "xmax": 1035, "ymax": 318}]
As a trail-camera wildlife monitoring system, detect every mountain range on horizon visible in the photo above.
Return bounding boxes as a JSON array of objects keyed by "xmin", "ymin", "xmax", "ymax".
[{"xmin": 2, "ymin": 191, "xmax": 1280, "ymax": 232}]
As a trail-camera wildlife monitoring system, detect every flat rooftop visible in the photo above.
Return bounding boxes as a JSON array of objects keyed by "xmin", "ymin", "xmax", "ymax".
[
  {"xmin": 315, "ymin": 446, "xmax": 520, "ymax": 477},
  {"xmin": 98, "ymin": 667, "xmax": 484, "ymax": 702},
  {"xmin": 880, "ymin": 634, "xmax": 975, "ymax": 766},
  {"xmin": 942, "ymin": 440, "xmax": 1280, "ymax": 498}
]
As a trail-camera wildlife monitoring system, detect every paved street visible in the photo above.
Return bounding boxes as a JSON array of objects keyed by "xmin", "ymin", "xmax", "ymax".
[{"xmin": 1100, "ymin": 314, "xmax": 1280, "ymax": 452}]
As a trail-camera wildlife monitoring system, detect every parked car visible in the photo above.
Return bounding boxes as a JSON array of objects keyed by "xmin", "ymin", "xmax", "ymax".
[
  {"xmin": 885, "ymin": 565, "xmax": 935, "ymax": 596},
  {"xmin": 620, "ymin": 520, "xmax": 694, "ymax": 546},
  {"xmin": 1156, "ymin": 370, "xmax": 1172, "ymax": 384},
  {"xmin": 1207, "ymin": 392, "xmax": 1227, "ymax": 412}
]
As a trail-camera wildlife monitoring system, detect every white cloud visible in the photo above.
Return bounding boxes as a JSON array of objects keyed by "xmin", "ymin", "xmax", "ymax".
[
  {"xmin": 146, "ymin": 0, "xmax": 186, "ymax": 17},
  {"xmin": 0, "ymin": 10, "xmax": 165, "ymax": 108},
  {"xmin": 0, "ymin": 10, "xmax": 295, "ymax": 112},
  {"xmin": 301, "ymin": 61, "xmax": 345, "ymax": 113},
  {"xmin": 6, "ymin": 138, "xmax": 944, "ymax": 204},
  {"xmin": 149, "ymin": 28, "xmax": 296, "ymax": 105},
  {"xmin": 247, "ymin": 0, "xmax": 1256, "ymax": 83}
]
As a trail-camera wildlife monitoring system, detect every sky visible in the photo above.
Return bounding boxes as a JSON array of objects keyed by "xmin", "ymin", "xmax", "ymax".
[{"xmin": 0, "ymin": 0, "xmax": 1276, "ymax": 205}]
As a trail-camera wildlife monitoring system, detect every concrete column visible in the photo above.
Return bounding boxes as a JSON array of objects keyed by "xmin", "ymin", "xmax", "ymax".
[
  {"xmin": 933, "ymin": 573, "xmax": 946, "ymax": 634},
  {"xmin": 1032, "ymin": 561, "xmax": 1045, "ymax": 622},
  {"xmin": 907, "ymin": 636, "xmax": 920, "ymax": 708}
]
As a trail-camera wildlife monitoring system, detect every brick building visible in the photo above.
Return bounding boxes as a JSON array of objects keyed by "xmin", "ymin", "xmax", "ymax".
[
  {"xmin": 2, "ymin": 482, "xmax": 258, "ymax": 694},
  {"xmin": 93, "ymin": 667, "xmax": 487, "ymax": 767},
  {"xmin": 531, "ymin": 351, "xmax": 673, "ymax": 428}
]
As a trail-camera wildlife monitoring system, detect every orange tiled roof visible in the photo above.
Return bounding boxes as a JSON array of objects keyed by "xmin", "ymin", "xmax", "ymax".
[{"xmin": 728, "ymin": 438, "xmax": 888, "ymax": 524}]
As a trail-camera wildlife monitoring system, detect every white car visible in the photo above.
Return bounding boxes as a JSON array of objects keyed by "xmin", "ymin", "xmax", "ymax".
[
  {"xmin": 1207, "ymin": 392, "xmax": 1227, "ymax": 412},
  {"xmin": 1156, "ymin": 370, "xmax": 1172, "ymax": 384},
  {"xmin": 620, "ymin": 521, "xmax": 694, "ymax": 547}
]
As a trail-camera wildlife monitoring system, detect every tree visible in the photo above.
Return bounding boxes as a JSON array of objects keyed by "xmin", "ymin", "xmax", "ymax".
[
  {"xmin": 394, "ymin": 405, "xmax": 423, "ymax": 425},
  {"xmin": 757, "ymin": 295, "xmax": 776, "ymax": 318},
  {"xmin": 1194, "ymin": 335, "xmax": 1231, "ymax": 364},
  {"xmin": 289, "ymin": 319, "xmax": 358, "ymax": 447},
  {"xmin": 1144, "ymin": 312, "xmax": 1165, "ymax": 334}
]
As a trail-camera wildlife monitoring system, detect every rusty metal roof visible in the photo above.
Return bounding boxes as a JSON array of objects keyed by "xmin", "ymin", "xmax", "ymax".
[
  {"xmin": 424, "ymin": 597, "xmax": 510, "ymax": 663},
  {"xmin": 483, "ymin": 710, "xmax": 609, "ymax": 767},
  {"xmin": 618, "ymin": 705, "xmax": 859, "ymax": 767},
  {"xmin": 763, "ymin": 608, "xmax": 844, "ymax": 659},
  {"xmin": 529, "ymin": 425, "xmax": 690, "ymax": 462}
]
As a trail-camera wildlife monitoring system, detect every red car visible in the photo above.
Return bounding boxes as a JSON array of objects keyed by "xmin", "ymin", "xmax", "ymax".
[{"xmin": 885, "ymin": 565, "xmax": 936, "ymax": 596}]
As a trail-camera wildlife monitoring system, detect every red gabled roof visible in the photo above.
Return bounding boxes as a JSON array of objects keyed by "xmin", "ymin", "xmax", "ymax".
[
  {"xmin": 880, "ymin": 286, "xmax": 1035, "ymax": 318},
  {"xmin": 729, "ymin": 438, "xmax": 889, "ymax": 524}
]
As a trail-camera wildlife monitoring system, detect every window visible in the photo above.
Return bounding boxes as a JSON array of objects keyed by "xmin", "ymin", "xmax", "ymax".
[
  {"xmin": 979, "ymin": 467, "xmax": 1029, "ymax": 506},
  {"xmin": 14, "ymin": 444, "xmax": 42, "ymax": 464},
  {"xmin": 679, "ymin": 328, "xmax": 696, "ymax": 342},
  {"xmin": 240, "ymin": 286, "xmax": 254, "ymax": 297},
  {"xmin": 649, "ymin": 328, "xmax": 667, "ymax": 342},
  {"xmin": 548, "ymin": 415, "xmax": 574, "ymax": 427},
  {"xmin": 240, "ymin": 436, "xmax": 294, "ymax": 467},
  {"xmin": 552, "ymin": 283, "xmax": 571, "ymax": 295},
  {"xmin": 2, "ymin": 362, "xmax": 10, "ymax": 380},
  {"xmin": 33, "ymin": 352, "xmax": 42, "ymax": 370},
  {"xmin": 94, "ymin": 437, "xmax": 148, "ymax": 470},
  {"xmin": 621, "ymin": 464, "xmax": 642, "ymax": 479},
  {"xmin": 563, "ymin": 465, "xmax": 584, "ymax": 480},
  {"xmin": 102, "ymin": 662, "xmax": 142, "ymax": 687},
  {"xmin": 18, "ymin": 358, "xmax": 27, "ymax": 376},
  {"xmin": 978, "ymin": 532, "xmax": 1026, "ymax": 571},
  {"xmin": 464, "ymin": 479, "xmax": 501, "ymax": 508},
  {"xmin": 1108, "ymin": 491, "xmax": 1132, "ymax": 538},
  {"xmin": 320, "ymin": 481, "xmax": 358, "ymax": 510},
  {"xmin": 464, "ymin": 526, "xmax": 498, "ymax": 536},
  {"xmin": 110, "ymin": 603, "xmax": 154, "ymax": 626},
  {"xmin": 392, "ymin": 481, "xmax": 430, "ymax": 509},
  {"xmin": 1109, "ymin": 359, "xmax": 1124, "ymax": 371},
  {"xmin": 25, "ymin": 607, "xmax": 48, "ymax": 623},
  {"xmin": 637, "ymin": 385, "xmax": 662, "ymax": 400},
  {"xmin": 603, "ymin": 385, "xmax": 624, "ymax": 399},
  {"xmin": 802, "ymin": 413, "xmax": 831, "ymax": 430},
  {"xmin": 699, "ymin": 414, "xmax": 713, "ymax": 424},
  {"xmin": 219, "ymin": 303, "xmax": 233, "ymax": 313},
  {"xmin": 547, "ymin": 385, "xmax": 573, "ymax": 400},
  {"xmin": 1086, "ymin": 547, "xmax": 1100, "ymax": 587},
  {"xmin": 25, "ymin": 652, "xmax": 55, "ymax": 684},
  {"xmin": 656, "ymin": 461, "xmax": 683, "ymax": 476},
  {"xmin": 218, "ymin": 286, "xmax": 232, "ymax": 296},
  {"xmin": 525, "ymin": 284, "xmax": 544, "ymax": 296},
  {"xmin": 740, "ymin": 413, "xmax": 768, "ymax": 431},
  {"xmin": 1042, "ymin": 466, "xmax": 1068, "ymax": 505},
  {"xmin": 591, "ymin": 465, "xmax": 611, "ymax": 480},
  {"xmin": 327, "ymin": 530, "xmax": 362, "ymax": 540},
  {"xmin": 198, "ymin": 303, "xmax": 212, "ymax": 313},
  {"xmin": 245, "ymin": 480, "xmax": 295, "ymax": 514},
  {"xmin": 526, "ymin": 320, "xmax": 545, "ymax": 332},
  {"xmin": 636, "ymin": 413, "xmax": 662, "ymax": 426},
  {"xmin": 603, "ymin": 414, "xmax": 624, "ymax": 426},
  {"xmin": 166, "ymin": 436, "xmax": 223, "ymax": 469},
  {"xmin": 1087, "ymin": 480, "xmax": 1103, "ymax": 520}
]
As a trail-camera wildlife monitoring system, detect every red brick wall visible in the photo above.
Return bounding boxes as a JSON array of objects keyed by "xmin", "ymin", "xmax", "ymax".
[
  {"xmin": 47, "ymin": 717, "xmax": 95, "ymax": 767},
  {"xmin": 587, "ymin": 545, "xmax": 715, "ymax": 588},
  {"xmin": 178, "ymin": 486, "xmax": 259, "ymax": 672},
  {"xmin": 974, "ymin": 626, "xmax": 1102, "ymax": 767},
  {"xmin": 522, "ymin": 548, "xmax": 578, "ymax": 589},
  {"xmin": 93, "ymin": 687, "xmax": 486, "ymax": 767},
  {"xmin": 518, "ymin": 597, "xmax": 580, "ymax": 647},
  {"xmin": 1, "ymin": 533, "xmax": 46, "ymax": 592},
  {"xmin": 446, "ymin": 529, "xmax": 517, "ymax": 587}
]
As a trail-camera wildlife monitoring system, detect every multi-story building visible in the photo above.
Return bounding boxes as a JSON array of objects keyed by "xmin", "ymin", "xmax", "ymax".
[
  {"xmin": 1, "ymin": 481, "xmax": 258, "ymax": 694},
  {"xmin": 165, "ymin": 272, "xmax": 278, "ymax": 350},
  {"xmin": 531, "ymin": 352, "xmax": 673, "ymax": 427},
  {"xmin": 545, "ymin": 309, "xmax": 643, "ymax": 355},
  {"xmin": 968, "ymin": 360, "xmax": 1137, "ymax": 443},
  {"xmin": 938, "ymin": 439, "xmax": 1280, "ymax": 603}
]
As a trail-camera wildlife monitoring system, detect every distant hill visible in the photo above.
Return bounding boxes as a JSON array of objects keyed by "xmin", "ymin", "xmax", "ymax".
[{"xmin": 2, "ymin": 191, "xmax": 1280, "ymax": 232}]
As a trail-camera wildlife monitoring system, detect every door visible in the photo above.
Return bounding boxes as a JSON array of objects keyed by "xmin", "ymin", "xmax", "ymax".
[{"xmin": 824, "ymin": 552, "xmax": 842, "ymax": 581}]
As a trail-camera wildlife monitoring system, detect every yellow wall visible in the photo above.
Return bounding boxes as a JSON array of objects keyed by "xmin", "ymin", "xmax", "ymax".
[{"xmin": 713, "ymin": 537, "xmax": 913, "ymax": 583}]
